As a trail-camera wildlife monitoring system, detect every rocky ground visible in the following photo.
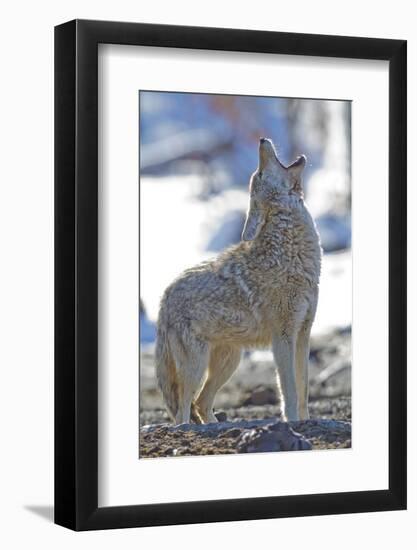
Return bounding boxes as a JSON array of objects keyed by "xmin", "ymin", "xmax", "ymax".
[{"xmin": 139, "ymin": 327, "xmax": 351, "ymax": 458}]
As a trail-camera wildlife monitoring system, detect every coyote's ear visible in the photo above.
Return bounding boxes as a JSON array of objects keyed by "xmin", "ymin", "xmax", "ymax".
[
  {"xmin": 287, "ymin": 155, "xmax": 307, "ymax": 194},
  {"xmin": 242, "ymin": 204, "xmax": 265, "ymax": 242}
]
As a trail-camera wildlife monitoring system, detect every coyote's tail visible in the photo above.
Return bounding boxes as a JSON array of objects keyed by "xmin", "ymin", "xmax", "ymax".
[{"xmin": 155, "ymin": 316, "xmax": 178, "ymax": 421}]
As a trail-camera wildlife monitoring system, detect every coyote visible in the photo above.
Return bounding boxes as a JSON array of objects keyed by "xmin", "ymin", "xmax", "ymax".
[{"xmin": 156, "ymin": 138, "xmax": 322, "ymax": 424}]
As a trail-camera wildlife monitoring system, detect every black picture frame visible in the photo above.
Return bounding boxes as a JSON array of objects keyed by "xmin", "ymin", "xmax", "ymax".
[{"xmin": 55, "ymin": 19, "xmax": 407, "ymax": 531}]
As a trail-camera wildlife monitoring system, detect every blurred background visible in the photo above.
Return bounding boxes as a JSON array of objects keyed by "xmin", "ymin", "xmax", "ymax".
[{"xmin": 139, "ymin": 91, "xmax": 352, "ymax": 426}]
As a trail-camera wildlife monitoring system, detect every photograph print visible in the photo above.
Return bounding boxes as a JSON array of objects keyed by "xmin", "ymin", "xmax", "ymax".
[{"xmin": 139, "ymin": 91, "xmax": 352, "ymax": 458}]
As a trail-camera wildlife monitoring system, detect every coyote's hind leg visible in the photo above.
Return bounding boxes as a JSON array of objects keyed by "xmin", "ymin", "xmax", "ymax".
[
  {"xmin": 194, "ymin": 345, "xmax": 241, "ymax": 423},
  {"xmin": 172, "ymin": 335, "xmax": 209, "ymax": 425}
]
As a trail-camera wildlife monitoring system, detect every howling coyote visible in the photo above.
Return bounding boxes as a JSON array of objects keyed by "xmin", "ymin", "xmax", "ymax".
[{"xmin": 156, "ymin": 138, "xmax": 322, "ymax": 424}]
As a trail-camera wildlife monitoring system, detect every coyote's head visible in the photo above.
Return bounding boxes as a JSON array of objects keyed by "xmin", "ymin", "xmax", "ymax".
[{"xmin": 242, "ymin": 138, "xmax": 306, "ymax": 242}]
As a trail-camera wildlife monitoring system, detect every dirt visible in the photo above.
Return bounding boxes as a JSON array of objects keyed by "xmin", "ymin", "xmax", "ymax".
[
  {"xmin": 139, "ymin": 327, "xmax": 351, "ymax": 458},
  {"xmin": 139, "ymin": 398, "xmax": 351, "ymax": 458}
]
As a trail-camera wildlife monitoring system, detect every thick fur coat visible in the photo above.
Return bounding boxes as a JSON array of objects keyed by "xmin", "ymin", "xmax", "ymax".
[{"xmin": 156, "ymin": 138, "xmax": 322, "ymax": 424}]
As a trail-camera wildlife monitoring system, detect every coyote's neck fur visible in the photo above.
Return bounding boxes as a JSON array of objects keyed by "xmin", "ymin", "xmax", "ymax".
[
  {"xmin": 249, "ymin": 199, "xmax": 321, "ymax": 285},
  {"xmin": 216, "ymin": 198, "xmax": 321, "ymax": 290}
]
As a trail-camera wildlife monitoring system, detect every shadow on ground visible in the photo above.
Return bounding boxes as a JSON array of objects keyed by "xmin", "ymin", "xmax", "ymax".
[{"xmin": 24, "ymin": 505, "xmax": 54, "ymax": 523}]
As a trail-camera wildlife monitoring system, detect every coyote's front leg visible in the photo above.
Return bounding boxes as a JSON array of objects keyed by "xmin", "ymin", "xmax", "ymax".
[
  {"xmin": 272, "ymin": 334, "xmax": 299, "ymax": 421},
  {"xmin": 295, "ymin": 319, "xmax": 313, "ymax": 420}
]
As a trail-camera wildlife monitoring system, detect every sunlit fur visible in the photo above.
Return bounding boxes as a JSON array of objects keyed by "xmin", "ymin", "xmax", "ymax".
[{"xmin": 156, "ymin": 139, "xmax": 322, "ymax": 424}]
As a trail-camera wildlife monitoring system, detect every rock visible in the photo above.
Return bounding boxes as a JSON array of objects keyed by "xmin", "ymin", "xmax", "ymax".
[
  {"xmin": 218, "ymin": 428, "xmax": 243, "ymax": 439},
  {"xmin": 242, "ymin": 386, "xmax": 278, "ymax": 406},
  {"xmin": 215, "ymin": 411, "xmax": 228, "ymax": 422},
  {"xmin": 289, "ymin": 419, "xmax": 351, "ymax": 449},
  {"xmin": 141, "ymin": 417, "xmax": 279, "ymax": 436},
  {"xmin": 237, "ymin": 423, "xmax": 312, "ymax": 453},
  {"xmin": 309, "ymin": 329, "xmax": 351, "ymax": 399},
  {"xmin": 140, "ymin": 415, "xmax": 350, "ymax": 457}
]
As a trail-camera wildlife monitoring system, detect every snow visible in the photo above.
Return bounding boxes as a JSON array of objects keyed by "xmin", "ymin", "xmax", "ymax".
[{"xmin": 140, "ymin": 175, "xmax": 351, "ymax": 339}]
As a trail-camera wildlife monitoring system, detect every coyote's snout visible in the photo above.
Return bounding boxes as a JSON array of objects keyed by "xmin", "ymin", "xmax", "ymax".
[{"xmin": 156, "ymin": 138, "xmax": 322, "ymax": 424}]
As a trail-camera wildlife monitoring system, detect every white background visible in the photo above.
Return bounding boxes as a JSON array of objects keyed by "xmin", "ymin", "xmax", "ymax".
[
  {"xmin": 99, "ymin": 46, "xmax": 389, "ymax": 506},
  {"xmin": 0, "ymin": 1, "xmax": 415, "ymax": 548}
]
